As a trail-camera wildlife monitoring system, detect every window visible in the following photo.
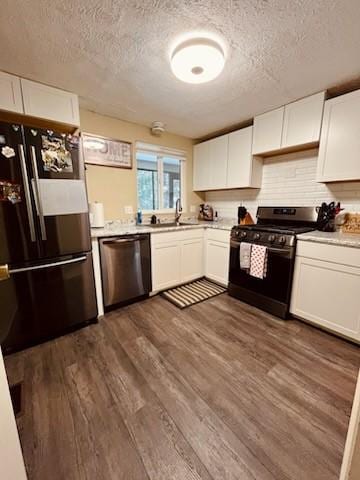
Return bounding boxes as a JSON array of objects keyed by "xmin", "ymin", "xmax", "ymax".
[{"xmin": 136, "ymin": 144, "xmax": 185, "ymax": 212}]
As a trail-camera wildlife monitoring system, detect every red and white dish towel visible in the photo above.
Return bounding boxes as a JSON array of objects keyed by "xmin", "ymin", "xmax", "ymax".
[{"xmin": 249, "ymin": 244, "xmax": 268, "ymax": 279}]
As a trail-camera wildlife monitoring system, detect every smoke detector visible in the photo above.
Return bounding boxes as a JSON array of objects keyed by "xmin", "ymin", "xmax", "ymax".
[{"xmin": 151, "ymin": 121, "xmax": 165, "ymax": 136}]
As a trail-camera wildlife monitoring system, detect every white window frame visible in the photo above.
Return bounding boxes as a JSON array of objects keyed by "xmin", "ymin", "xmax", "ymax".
[{"xmin": 136, "ymin": 142, "xmax": 186, "ymax": 214}]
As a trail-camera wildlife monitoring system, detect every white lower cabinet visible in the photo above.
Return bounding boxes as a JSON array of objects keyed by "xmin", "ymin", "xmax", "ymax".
[
  {"xmin": 291, "ymin": 241, "xmax": 360, "ymax": 341},
  {"xmin": 151, "ymin": 228, "xmax": 231, "ymax": 292},
  {"xmin": 151, "ymin": 241, "xmax": 182, "ymax": 291},
  {"xmin": 151, "ymin": 229, "xmax": 204, "ymax": 292},
  {"xmin": 204, "ymin": 229, "xmax": 230, "ymax": 286},
  {"xmin": 181, "ymin": 238, "xmax": 204, "ymax": 283}
]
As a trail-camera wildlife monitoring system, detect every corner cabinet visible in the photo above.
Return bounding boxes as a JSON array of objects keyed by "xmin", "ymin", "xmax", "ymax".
[
  {"xmin": 290, "ymin": 241, "xmax": 360, "ymax": 342},
  {"xmin": 21, "ymin": 78, "xmax": 80, "ymax": 127},
  {"xmin": 0, "ymin": 72, "xmax": 24, "ymax": 114},
  {"xmin": 193, "ymin": 126, "xmax": 261, "ymax": 191},
  {"xmin": 317, "ymin": 89, "xmax": 360, "ymax": 182}
]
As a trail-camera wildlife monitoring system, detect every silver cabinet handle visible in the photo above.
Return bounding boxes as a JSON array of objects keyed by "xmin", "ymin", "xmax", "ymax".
[
  {"xmin": 30, "ymin": 146, "xmax": 47, "ymax": 241},
  {"xmin": 18, "ymin": 144, "xmax": 36, "ymax": 242},
  {"xmin": 9, "ymin": 256, "xmax": 87, "ymax": 274}
]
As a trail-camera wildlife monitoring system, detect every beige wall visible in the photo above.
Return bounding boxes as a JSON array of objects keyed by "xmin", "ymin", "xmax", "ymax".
[{"xmin": 80, "ymin": 109, "xmax": 203, "ymax": 221}]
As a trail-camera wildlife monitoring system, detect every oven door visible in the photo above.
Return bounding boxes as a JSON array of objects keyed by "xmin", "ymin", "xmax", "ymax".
[{"xmin": 228, "ymin": 239, "xmax": 295, "ymax": 318}]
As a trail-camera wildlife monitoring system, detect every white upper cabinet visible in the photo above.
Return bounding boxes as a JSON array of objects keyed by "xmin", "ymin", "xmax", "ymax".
[
  {"xmin": 193, "ymin": 141, "xmax": 211, "ymax": 190},
  {"xmin": 21, "ymin": 78, "xmax": 80, "ymax": 126},
  {"xmin": 281, "ymin": 92, "xmax": 325, "ymax": 148},
  {"xmin": 193, "ymin": 135, "xmax": 228, "ymax": 191},
  {"xmin": 208, "ymin": 134, "xmax": 228, "ymax": 190},
  {"xmin": 193, "ymin": 127, "xmax": 262, "ymax": 191},
  {"xmin": 317, "ymin": 89, "xmax": 360, "ymax": 182},
  {"xmin": 227, "ymin": 126, "xmax": 262, "ymax": 188},
  {"xmin": 252, "ymin": 107, "xmax": 284, "ymax": 155},
  {"xmin": 0, "ymin": 71, "xmax": 24, "ymax": 114},
  {"xmin": 252, "ymin": 92, "xmax": 325, "ymax": 155}
]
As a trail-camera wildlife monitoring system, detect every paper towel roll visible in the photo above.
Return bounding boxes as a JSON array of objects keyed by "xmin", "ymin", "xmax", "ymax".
[{"xmin": 89, "ymin": 202, "xmax": 105, "ymax": 228}]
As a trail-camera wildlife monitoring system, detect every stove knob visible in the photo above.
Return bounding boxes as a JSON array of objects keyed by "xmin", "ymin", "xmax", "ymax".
[
  {"xmin": 278, "ymin": 235, "xmax": 286, "ymax": 244},
  {"xmin": 240, "ymin": 231, "xmax": 247, "ymax": 238},
  {"xmin": 268, "ymin": 234, "xmax": 276, "ymax": 243},
  {"xmin": 254, "ymin": 233, "xmax": 261, "ymax": 240}
]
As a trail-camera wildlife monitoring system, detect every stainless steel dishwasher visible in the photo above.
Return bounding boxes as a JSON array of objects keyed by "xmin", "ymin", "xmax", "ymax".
[{"xmin": 99, "ymin": 234, "xmax": 151, "ymax": 309}]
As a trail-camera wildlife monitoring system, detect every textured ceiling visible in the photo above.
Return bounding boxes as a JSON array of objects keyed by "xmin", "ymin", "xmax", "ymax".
[{"xmin": 1, "ymin": 0, "xmax": 360, "ymax": 138}]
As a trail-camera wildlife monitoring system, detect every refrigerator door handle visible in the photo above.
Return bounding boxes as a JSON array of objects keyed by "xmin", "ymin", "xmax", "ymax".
[
  {"xmin": 8, "ymin": 255, "xmax": 87, "ymax": 275},
  {"xmin": 30, "ymin": 145, "xmax": 47, "ymax": 241},
  {"xmin": 18, "ymin": 144, "xmax": 36, "ymax": 242},
  {"xmin": 0, "ymin": 264, "xmax": 10, "ymax": 281}
]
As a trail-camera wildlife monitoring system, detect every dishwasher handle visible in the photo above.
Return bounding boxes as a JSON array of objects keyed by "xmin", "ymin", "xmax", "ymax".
[{"xmin": 101, "ymin": 235, "xmax": 148, "ymax": 245}]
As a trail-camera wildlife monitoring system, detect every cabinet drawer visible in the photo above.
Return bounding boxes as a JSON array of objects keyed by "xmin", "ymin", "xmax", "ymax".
[
  {"xmin": 151, "ymin": 228, "xmax": 203, "ymax": 245},
  {"xmin": 206, "ymin": 228, "xmax": 231, "ymax": 243},
  {"xmin": 297, "ymin": 240, "xmax": 360, "ymax": 268}
]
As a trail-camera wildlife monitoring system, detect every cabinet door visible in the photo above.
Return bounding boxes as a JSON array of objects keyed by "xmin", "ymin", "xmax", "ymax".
[
  {"xmin": 205, "ymin": 240, "xmax": 230, "ymax": 286},
  {"xmin": 291, "ymin": 256, "xmax": 360, "ymax": 341},
  {"xmin": 317, "ymin": 90, "xmax": 360, "ymax": 182},
  {"xmin": 193, "ymin": 142, "xmax": 210, "ymax": 191},
  {"xmin": 21, "ymin": 79, "xmax": 80, "ymax": 126},
  {"xmin": 151, "ymin": 242, "xmax": 181, "ymax": 291},
  {"xmin": 208, "ymin": 134, "xmax": 228, "ymax": 189},
  {"xmin": 0, "ymin": 72, "xmax": 23, "ymax": 114},
  {"xmin": 227, "ymin": 126, "xmax": 261, "ymax": 188},
  {"xmin": 252, "ymin": 107, "xmax": 284, "ymax": 155},
  {"xmin": 282, "ymin": 92, "xmax": 325, "ymax": 148},
  {"xmin": 181, "ymin": 239, "xmax": 203, "ymax": 283}
]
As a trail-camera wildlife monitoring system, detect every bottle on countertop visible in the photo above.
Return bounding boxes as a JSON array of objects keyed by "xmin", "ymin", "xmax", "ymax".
[
  {"xmin": 214, "ymin": 211, "xmax": 218, "ymax": 222},
  {"xmin": 136, "ymin": 209, "xmax": 142, "ymax": 225}
]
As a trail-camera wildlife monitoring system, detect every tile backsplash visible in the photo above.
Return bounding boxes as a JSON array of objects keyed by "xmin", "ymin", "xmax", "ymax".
[{"xmin": 206, "ymin": 149, "xmax": 360, "ymax": 221}]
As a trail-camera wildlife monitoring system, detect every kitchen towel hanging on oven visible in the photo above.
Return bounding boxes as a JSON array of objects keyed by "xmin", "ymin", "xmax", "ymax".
[
  {"xmin": 239, "ymin": 242, "xmax": 251, "ymax": 270},
  {"xmin": 249, "ymin": 244, "xmax": 268, "ymax": 279}
]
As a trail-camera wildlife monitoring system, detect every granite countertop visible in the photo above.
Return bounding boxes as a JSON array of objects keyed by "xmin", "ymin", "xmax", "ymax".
[
  {"xmin": 91, "ymin": 220, "xmax": 235, "ymax": 238},
  {"xmin": 298, "ymin": 230, "xmax": 360, "ymax": 249}
]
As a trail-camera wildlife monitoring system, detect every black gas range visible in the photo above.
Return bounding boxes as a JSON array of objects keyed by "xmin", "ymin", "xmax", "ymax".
[{"xmin": 228, "ymin": 207, "xmax": 318, "ymax": 319}]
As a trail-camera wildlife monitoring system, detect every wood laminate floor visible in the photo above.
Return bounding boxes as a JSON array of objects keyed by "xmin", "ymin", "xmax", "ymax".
[{"xmin": 5, "ymin": 294, "xmax": 360, "ymax": 480}]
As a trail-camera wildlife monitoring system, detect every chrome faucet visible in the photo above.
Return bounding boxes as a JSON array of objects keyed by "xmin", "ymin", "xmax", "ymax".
[{"xmin": 175, "ymin": 198, "xmax": 182, "ymax": 225}]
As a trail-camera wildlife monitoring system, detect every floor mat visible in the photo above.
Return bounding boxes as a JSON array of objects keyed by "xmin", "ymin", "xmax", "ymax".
[{"xmin": 161, "ymin": 278, "xmax": 227, "ymax": 309}]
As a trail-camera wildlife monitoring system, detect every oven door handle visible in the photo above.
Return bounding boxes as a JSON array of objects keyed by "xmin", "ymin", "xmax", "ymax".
[{"xmin": 230, "ymin": 240, "xmax": 290, "ymax": 254}]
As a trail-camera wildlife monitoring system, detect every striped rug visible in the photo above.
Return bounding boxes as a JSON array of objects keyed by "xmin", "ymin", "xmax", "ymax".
[{"xmin": 161, "ymin": 278, "xmax": 227, "ymax": 309}]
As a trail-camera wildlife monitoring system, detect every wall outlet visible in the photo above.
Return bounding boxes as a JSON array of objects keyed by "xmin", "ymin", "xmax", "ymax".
[
  {"xmin": 190, "ymin": 205, "xmax": 197, "ymax": 213},
  {"xmin": 124, "ymin": 205, "xmax": 134, "ymax": 215}
]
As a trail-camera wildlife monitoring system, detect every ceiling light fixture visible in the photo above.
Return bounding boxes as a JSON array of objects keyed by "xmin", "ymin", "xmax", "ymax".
[{"xmin": 170, "ymin": 38, "xmax": 225, "ymax": 84}]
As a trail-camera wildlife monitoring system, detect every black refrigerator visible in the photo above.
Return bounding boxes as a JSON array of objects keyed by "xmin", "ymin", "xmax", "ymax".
[{"xmin": 0, "ymin": 121, "xmax": 97, "ymax": 354}]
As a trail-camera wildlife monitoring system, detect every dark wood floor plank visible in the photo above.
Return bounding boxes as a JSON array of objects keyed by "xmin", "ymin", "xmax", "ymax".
[
  {"xmin": 120, "ymin": 334, "xmax": 277, "ymax": 480},
  {"xmin": 92, "ymin": 319, "xmax": 214, "ymax": 480},
  {"xmin": 128, "ymin": 298, "xmax": 347, "ymax": 479},
  {"xmin": 4, "ymin": 293, "xmax": 360, "ymax": 480}
]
